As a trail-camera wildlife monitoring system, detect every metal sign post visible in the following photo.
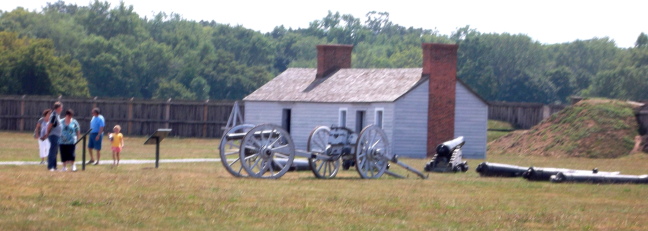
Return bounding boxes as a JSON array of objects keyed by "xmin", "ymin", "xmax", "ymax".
[
  {"xmin": 74, "ymin": 129, "xmax": 92, "ymax": 171},
  {"xmin": 144, "ymin": 129, "xmax": 172, "ymax": 168}
]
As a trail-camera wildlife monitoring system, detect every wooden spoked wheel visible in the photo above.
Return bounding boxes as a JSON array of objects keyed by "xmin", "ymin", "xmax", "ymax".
[
  {"xmin": 307, "ymin": 126, "xmax": 340, "ymax": 179},
  {"xmin": 239, "ymin": 124, "xmax": 295, "ymax": 179},
  {"xmin": 219, "ymin": 124, "xmax": 255, "ymax": 177},
  {"xmin": 355, "ymin": 125, "xmax": 390, "ymax": 179}
]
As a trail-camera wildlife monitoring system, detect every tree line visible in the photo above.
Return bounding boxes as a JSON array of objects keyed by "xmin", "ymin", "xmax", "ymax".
[{"xmin": 1, "ymin": 1, "xmax": 646, "ymax": 103}]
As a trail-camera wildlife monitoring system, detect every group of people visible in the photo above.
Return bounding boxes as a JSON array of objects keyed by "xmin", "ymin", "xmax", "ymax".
[{"xmin": 34, "ymin": 101, "xmax": 125, "ymax": 171}]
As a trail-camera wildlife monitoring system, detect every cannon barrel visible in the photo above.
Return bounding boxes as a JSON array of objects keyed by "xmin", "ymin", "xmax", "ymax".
[
  {"xmin": 225, "ymin": 130, "xmax": 280, "ymax": 140},
  {"xmin": 273, "ymin": 159, "xmax": 311, "ymax": 171},
  {"xmin": 551, "ymin": 172, "xmax": 648, "ymax": 184},
  {"xmin": 475, "ymin": 162, "xmax": 528, "ymax": 177},
  {"xmin": 523, "ymin": 167, "xmax": 619, "ymax": 181},
  {"xmin": 435, "ymin": 136, "xmax": 465, "ymax": 157}
]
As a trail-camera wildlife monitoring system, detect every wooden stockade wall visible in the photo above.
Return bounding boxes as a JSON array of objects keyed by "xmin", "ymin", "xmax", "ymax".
[
  {"xmin": 3, "ymin": 95, "xmax": 644, "ymax": 136},
  {"xmin": 638, "ymin": 104, "xmax": 648, "ymax": 135},
  {"xmin": 488, "ymin": 102, "xmax": 567, "ymax": 129},
  {"xmin": 0, "ymin": 95, "xmax": 242, "ymax": 138}
]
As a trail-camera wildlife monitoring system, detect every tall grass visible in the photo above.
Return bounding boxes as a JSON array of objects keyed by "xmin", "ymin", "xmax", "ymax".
[{"xmin": 1, "ymin": 131, "xmax": 647, "ymax": 230}]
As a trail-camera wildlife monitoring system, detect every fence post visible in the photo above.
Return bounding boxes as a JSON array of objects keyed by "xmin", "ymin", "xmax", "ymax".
[
  {"xmin": 19, "ymin": 95, "xmax": 26, "ymax": 131},
  {"xmin": 165, "ymin": 98, "xmax": 171, "ymax": 128},
  {"xmin": 128, "ymin": 97, "xmax": 133, "ymax": 135},
  {"xmin": 202, "ymin": 99, "xmax": 209, "ymax": 137},
  {"xmin": 542, "ymin": 105, "xmax": 550, "ymax": 120}
]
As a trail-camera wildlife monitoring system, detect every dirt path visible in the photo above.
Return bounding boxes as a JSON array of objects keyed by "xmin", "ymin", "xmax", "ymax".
[{"xmin": 0, "ymin": 158, "xmax": 220, "ymax": 166}]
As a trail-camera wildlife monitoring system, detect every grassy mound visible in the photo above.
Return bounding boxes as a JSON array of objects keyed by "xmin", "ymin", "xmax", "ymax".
[{"xmin": 488, "ymin": 99, "xmax": 640, "ymax": 158}]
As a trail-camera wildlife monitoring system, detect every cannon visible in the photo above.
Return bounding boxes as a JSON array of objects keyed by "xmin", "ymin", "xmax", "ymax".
[
  {"xmin": 551, "ymin": 172, "xmax": 648, "ymax": 184},
  {"xmin": 523, "ymin": 167, "xmax": 620, "ymax": 181},
  {"xmin": 475, "ymin": 162, "xmax": 528, "ymax": 177},
  {"xmin": 424, "ymin": 136, "xmax": 468, "ymax": 172},
  {"xmin": 219, "ymin": 124, "xmax": 427, "ymax": 179}
]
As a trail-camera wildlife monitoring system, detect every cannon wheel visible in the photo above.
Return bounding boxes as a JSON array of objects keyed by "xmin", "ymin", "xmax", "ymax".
[
  {"xmin": 239, "ymin": 124, "xmax": 295, "ymax": 179},
  {"xmin": 355, "ymin": 125, "xmax": 390, "ymax": 179},
  {"xmin": 219, "ymin": 124, "xmax": 255, "ymax": 177},
  {"xmin": 307, "ymin": 126, "xmax": 340, "ymax": 179}
]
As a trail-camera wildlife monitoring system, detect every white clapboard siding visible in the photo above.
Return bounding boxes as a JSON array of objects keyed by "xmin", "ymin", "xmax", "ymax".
[
  {"xmin": 245, "ymin": 101, "xmax": 395, "ymax": 151},
  {"xmin": 245, "ymin": 102, "xmax": 337, "ymax": 151},
  {"xmin": 393, "ymin": 80, "xmax": 429, "ymax": 158},
  {"xmin": 454, "ymin": 82, "xmax": 488, "ymax": 159},
  {"xmin": 244, "ymin": 101, "xmax": 282, "ymax": 125}
]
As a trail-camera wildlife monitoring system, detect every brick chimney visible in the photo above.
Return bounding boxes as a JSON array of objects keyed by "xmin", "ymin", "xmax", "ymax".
[
  {"xmin": 423, "ymin": 43, "xmax": 458, "ymax": 157},
  {"xmin": 316, "ymin": 44, "xmax": 353, "ymax": 78}
]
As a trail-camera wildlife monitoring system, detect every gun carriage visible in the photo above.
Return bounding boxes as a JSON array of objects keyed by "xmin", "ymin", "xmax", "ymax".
[
  {"xmin": 219, "ymin": 124, "xmax": 427, "ymax": 179},
  {"xmin": 424, "ymin": 136, "xmax": 469, "ymax": 173}
]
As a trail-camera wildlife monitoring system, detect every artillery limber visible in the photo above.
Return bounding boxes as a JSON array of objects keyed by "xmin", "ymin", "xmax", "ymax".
[{"xmin": 219, "ymin": 124, "xmax": 427, "ymax": 179}]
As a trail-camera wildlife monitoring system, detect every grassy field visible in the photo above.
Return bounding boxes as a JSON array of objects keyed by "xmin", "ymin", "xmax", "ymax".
[
  {"xmin": 487, "ymin": 120, "xmax": 515, "ymax": 142},
  {"xmin": 0, "ymin": 131, "xmax": 217, "ymax": 162},
  {"xmin": 1, "ymin": 131, "xmax": 647, "ymax": 230}
]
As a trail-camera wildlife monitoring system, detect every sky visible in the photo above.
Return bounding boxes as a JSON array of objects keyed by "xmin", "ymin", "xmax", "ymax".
[{"xmin": 1, "ymin": 0, "xmax": 646, "ymax": 48}]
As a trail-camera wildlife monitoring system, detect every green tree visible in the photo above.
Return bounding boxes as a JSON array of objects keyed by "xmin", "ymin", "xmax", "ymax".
[
  {"xmin": 0, "ymin": 31, "xmax": 88, "ymax": 96},
  {"xmin": 190, "ymin": 77, "xmax": 210, "ymax": 100},
  {"xmin": 210, "ymin": 25, "xmax": 275, "ymax": 67},
  {"xmin": 545, "ymin": 38, "xmax": 619, "ymax": 93},
  {"xmin": 154, "ymin": 80, "xmax": 195, "ymax": 100},
  {"xmin": 635, "ymin": 32, "xmax": 648, "ymax": 48},
  {"xmin": 2, "ymin": 5, "xmax": 638, "ymax": 103},
  {"xmin": 76, "ymin": 1, "xmax": 146, "ymax": 40},
  {"xmin": 456, "ymin": 31, "xmax": 550, "ymax": 102},
  {"xmin": 0, "ymin": 32, "xmax": 23, "ymax": 94},
  {"xmin": 586, "ymin": 48, "xmax": 648, "ymax": 100},
  {"xmin": 545, "ymin": 66, "xmax": 575, "ymax": 103}
]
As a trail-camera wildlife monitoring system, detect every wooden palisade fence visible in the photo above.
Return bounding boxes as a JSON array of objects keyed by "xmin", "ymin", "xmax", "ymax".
[
  {"xmin": 488, "ymin": 101, "xmax": 566, "ymax": 129},
  {"xmin": 0, "ymin": 95, "xmax": 242, "ymax": 138},
  {"xmin": 638, "ymin": 103, "xmax": 648, "ymax": 136},
  {"xmin": 3, "ymin": 95, "xmax": 645, "ymax": 138}
]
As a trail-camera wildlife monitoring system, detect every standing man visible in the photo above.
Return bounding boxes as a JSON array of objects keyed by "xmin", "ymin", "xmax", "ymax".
[
  {"xmin": 41, "ymin": 102, "xmax": 63, "ymax": 171},
  {"xmin": 87, "ymin": 107, "xmax": 105, "ymax": 165}
]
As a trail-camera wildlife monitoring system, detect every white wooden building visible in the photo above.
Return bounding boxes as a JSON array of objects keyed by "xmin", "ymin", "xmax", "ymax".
[{"xmin": 243, "ymin": 44, "xmax": 487, "ymax": 159}]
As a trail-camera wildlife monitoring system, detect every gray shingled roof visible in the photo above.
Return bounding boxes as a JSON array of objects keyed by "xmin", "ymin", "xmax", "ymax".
[{"xmin": 244, "ymin": 68, "xmax": 428, "ymax": 103}]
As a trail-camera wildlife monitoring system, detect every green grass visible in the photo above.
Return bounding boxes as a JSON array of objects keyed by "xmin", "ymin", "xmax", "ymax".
[
  {"xmin": 488, "ymin": 120, "xmax": 515, "ymax": 142},
  {"xmin": 0, "ymin": 131, "xmax": 217, "ymax": 162},
  {"xmin": 487, "ymin": 131, "xmax": 511, "ymax": 142},
  {"xmin": 1, "ymin": 131, "xmax": 648, "ymax": 230},
  {"xmin": 488, "ymin": 120, "xmax": 515, "ymax": 130}
]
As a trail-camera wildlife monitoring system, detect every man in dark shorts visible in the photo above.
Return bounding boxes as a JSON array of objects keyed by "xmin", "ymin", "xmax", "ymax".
[{"xmin": 87, "ymin": 107, "xmax": 105, "ymax": 165}]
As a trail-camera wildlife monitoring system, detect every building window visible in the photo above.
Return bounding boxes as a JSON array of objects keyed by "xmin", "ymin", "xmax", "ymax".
[
  {"xmin": 375, "ymin": 108, "xmax": 384, "ymax": 128},
  {"xmin": 339, "ymin": 108, "xmax": 347, "ymax": 127},
  {"xmin": 282, "ymin": 109, "xmax": 291, "ymax": 133},
  {"xmin": 356, "ymin": 110, "xmax": 365, "ymax": 132}
]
